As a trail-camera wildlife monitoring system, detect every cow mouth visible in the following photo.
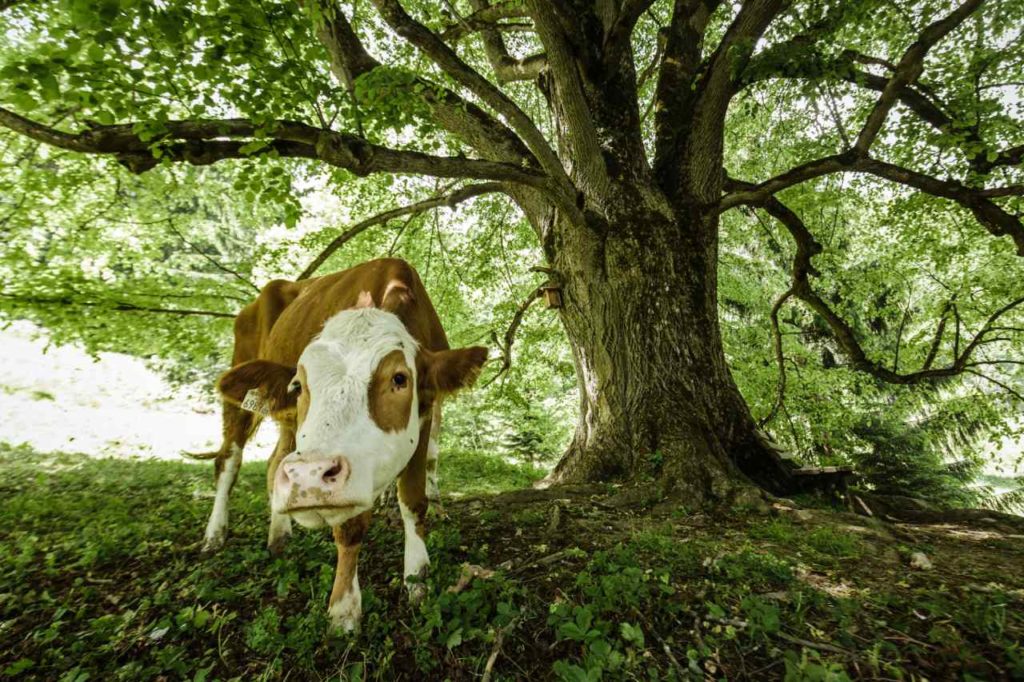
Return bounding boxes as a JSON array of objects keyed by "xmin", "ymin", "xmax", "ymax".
[
  {"xmin": 287, "ymin": 504, "xmax": 361, "ymax": 529},
  {"xmin": 284, "ymin": 504, "xmax": 357, "ymax": 514}
]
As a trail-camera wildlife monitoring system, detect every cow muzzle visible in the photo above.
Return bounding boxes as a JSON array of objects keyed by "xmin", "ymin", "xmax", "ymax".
[{"xmin": 272, "ymin": 454, "xmax": 365, "ymax": 527}]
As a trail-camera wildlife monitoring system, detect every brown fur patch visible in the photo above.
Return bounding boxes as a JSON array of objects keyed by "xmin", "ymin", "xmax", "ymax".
[
  {"xmin": 330, "ymin": 511, "xmax": 372, "ymax": 606},
  {"xmin": 398, "ymin": 418, "xmax": 433, "ymax": 538},
  {"xmin": 368, "ymin": 350, "xmax": 414, "ymax": 432},
  {"xmin": 418, "ymin": 346, "xmax": 489, "ymax": 397},
  {"xmin": 218, "ymin": 359, "xmax": 297, "ymax": 416}
]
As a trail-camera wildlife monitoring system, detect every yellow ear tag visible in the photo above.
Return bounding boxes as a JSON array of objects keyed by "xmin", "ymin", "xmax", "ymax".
[{"xmin": 241, "ymin": 389, "xmax": 270, "ymax": 416}]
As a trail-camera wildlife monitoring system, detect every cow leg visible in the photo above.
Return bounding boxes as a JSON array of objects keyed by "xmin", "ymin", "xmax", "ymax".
[
  {"xmin": 397, "ymin": 419, "xmax": 431, "ymax": 603},
  {"xmin": 426, "ymin": 401, "xmax": 442, "ymax": 505},
  {"xmin": 329, "ymin": 511, "xmax": 371, "ymax": 632},
  {"xmin": 202, "ymin": 402, "xmax": 254, "ymax": 553},
  {"xmin": 266, "ymin": 425, "xmax": 295, "ymax": 555}
]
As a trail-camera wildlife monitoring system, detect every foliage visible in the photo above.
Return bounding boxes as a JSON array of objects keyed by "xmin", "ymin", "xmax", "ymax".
[
  {"xmin": 1, "ymin": 1, "xmax": 1022, "ymax": 495},
  {"xmin": 4, "ymin": 444, "xmax": 1023, "ymax": 680},
  {"xmin": 848, "ymin": 392, "xmax": 992, "ymax": 508}
]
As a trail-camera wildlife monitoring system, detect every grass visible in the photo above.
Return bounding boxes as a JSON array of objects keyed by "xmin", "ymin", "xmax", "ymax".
[{"xmin": 1, "ymin": 443, "xmax": 1023, "ymax": 680}]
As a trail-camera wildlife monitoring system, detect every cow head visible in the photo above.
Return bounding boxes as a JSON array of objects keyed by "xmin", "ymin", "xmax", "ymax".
[{"xmin": 218, "ymin": 298, "xmax": 487, "ymax": 529}]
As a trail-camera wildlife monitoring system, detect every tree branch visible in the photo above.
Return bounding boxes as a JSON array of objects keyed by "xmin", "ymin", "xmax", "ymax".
[
  {"xmin": 744, "ymin": 51, "xmax": 987, "ymax": 162},
  {"xmin": 741, "ymin": 4, "xmax": 1012, "ymax": 175},
  {"xmin": 733, "ymin": 181, "xmax": 1024, "ymax": 384},
  {"xmin": 297, "ymin": 182, "xmax": 506, "ymax": 279},
  {"xmin": 440, "ymin": 1, "xmax": 531, "ymax": 42},
  {"xmin": 310, "ymin": 0, "xmax": 556, "ymax": 200},
  {"xmin": 759, "ymin": 287, "xmax": 795, "ymax": 427},
  {"xmin": 456, "ymin": 0, "xmax": 545, "ymax": 83},
  {"xmin": 524, "ymin": 0, "xmax": 609, "ymax": 194},
  {"xmin": 483, "ymin": 284, "xmax": 545, "ymax": 386},
  {"xmin": 966, "ymin": 370, "xmax": 1024, "ymax": 402},
  {"xmin": 310, "ymin": 0, "xmax": 380, "ymax": 91},
  {"xmin": 603, "ymin": 0, "xmax": 658, "ymax": 67},
  {"xmin": 0, "ymin": 293, "xmax": 235, "ymax": 318},
  {"xmin": 977, "ymin": 143, "xmax": 1024, "ymax": 173},
  {"xmin": 853, "ymin": 0, "xmax": 984, "ymax": 155},
  {"xmin": 162, "ymin": 217, "xmax": 261, "ymax": 293},
  {"xmin": 370, "ymin": 0, "xmax": 569, "ymax": 191},
  {"xmin": 921, "ymin": 301, "xmax": 951, "ymax": 370},
  {"xmin": 0, "ymin": 107, "xmax": 548, "ymax": 186},
  {"xmin": 653, "ymin": 0, "xmax": 720, "ymax": 191},
  {"xmin": 658, "ymin": 0, "xmax": 787, "ymax": 200},
  {"xmin": 719, "ymin": 154, "xmax": 1024, "ymax": 255}
]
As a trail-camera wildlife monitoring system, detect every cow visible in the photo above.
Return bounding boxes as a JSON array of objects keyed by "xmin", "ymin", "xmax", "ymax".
[{"xmin": 191, "ymin": 258, "xmax": 488, "ymax": 631}]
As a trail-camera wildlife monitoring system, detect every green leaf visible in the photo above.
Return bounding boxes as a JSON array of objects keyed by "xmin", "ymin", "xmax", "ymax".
[
  {"xmin": 445, "ymin": 628, "xmax": 463, "ymax": 649},
  {"xmin": 237, "ymin": 139, "xmax": 271, "ymax": 156},
  {"xmin": 37, "ymin": 73, "xmax": 60, "ymax": 101},
  {"xmin": 2, "ymin": 659, "xmax": 35, "ymax": 676}
]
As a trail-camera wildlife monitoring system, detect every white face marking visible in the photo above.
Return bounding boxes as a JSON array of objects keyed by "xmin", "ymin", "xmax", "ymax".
[
  {"xmin": 203, "ymin": 445, "xmax": 241, "ymax": 550},
  {"xmin": 399, "ymin": 499, "xmax": 430, "ymax": 595},
  {"xmin": 274, "ymin": 308, "xmax": 421, "ymax": 527},
  {"xmin": 328, "ymin": 568, "xmax": 361, "ymax": 633}
]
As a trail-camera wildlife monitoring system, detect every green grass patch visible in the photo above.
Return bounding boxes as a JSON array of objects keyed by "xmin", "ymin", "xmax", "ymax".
[
  {"xmin": 438, "ymin": 447, "xmax": 546, "ymax": 496},
  {"xmin": 2, "ymin": 444, "xmax": 1023, "ymax": 680}
]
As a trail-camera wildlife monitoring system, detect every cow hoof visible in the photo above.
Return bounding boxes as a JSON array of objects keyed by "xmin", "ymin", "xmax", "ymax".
[
  {"xmin": 328, "ymin": 605, "xmax": 361, "ymax": 634},
  {"xmin": 406, "ymin": 581, "xmax": 427, "ymax": 605},
  {"xmin": 201, "ymin": 533, "xmax": 226, "ymax": 555},
  {"xmin": 267, "ymin": 535, "xmax": 289, "ymax": 557},
  {"xmin": 428, "ymin": 502, "xmax": 449, "ymax": 520}
]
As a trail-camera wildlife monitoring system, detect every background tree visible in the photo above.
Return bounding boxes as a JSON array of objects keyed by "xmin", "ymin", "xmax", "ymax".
[{"xmin": 1, "ymin": 0, "xmax": 1022, "ymax": 504}]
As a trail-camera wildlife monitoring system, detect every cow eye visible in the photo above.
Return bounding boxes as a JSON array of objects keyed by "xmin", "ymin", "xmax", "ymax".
[
  {"xmin": 289, "ymin": 380, "xmax": 302, "ymax": 395},
  {"xmin": 392, "ymin": 372, "xmax": 408, "ymax": 388}
]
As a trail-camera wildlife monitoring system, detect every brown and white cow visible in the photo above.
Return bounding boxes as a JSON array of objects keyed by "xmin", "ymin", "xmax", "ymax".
[{"xmin": 194, "ymin": 258, "xmax": 487, "ymax": 631}]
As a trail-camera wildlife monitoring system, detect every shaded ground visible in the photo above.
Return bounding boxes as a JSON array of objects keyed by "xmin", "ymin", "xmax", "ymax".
[{"xmin": 1, "ymin": 444, "xmax": 1022, "ymax": 681}]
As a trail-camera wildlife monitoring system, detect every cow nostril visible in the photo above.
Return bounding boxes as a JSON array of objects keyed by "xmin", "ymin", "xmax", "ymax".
[{"xmin": 322, "ymin": 462, "xmax": 343, "ymax": 482}]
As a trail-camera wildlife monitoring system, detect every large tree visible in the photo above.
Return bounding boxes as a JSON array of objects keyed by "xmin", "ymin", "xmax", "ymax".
[{"xmin": 2, "ymin": 0, "xmax": 1022, "ymax": 503}]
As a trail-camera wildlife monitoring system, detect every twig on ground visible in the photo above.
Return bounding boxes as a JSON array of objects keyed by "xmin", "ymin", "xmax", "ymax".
[
  {"xmin": 777, "ymin": 631, "xmax": 853, "ymax": 657},
  {"xmin": 630, "ymin": 607, "xmax": 686, "ymax": 678},
  {"xmin": 481, "ymin": 618, "xmax": 518, "ymax": 682}
]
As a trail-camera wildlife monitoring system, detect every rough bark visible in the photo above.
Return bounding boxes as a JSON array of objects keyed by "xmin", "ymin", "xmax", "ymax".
[{"xmin": 536, "ymin": 184, "xmax": 789, "ymax": 504}]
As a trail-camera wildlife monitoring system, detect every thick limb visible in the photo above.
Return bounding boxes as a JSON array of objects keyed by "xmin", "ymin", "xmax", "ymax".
[
  {"xmin": 266, "ymin": 425, "xmax": 296, "ymax": 555},
  {"xmin": 201, "ymin": 402, "xmax": 255, "ymax": 553},
  {"xmin": 397, "ymin": 419, "xmax": 432, "ymax": 602},
  {"xmin": 425, "ymin": 402, "xmax": 442, "ymax": 504},
  {"xmin": 329, "ymin": 511, "xmax": 372, "ymax": 632}
]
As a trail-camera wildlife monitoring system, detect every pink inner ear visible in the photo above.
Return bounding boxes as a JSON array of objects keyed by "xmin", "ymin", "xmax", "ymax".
[{"xmin": 354, "ymin": 291, "xmax": 375, "ymax": 309}]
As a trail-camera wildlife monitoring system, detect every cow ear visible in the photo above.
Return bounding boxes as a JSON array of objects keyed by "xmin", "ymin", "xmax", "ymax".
[
  {"xmin": 420, "ymin": 346, "xmax": 489, "ymax": 396},
  {"xmin": 218, "ymin": 360, "xmax": 297, "ymax": 415}
]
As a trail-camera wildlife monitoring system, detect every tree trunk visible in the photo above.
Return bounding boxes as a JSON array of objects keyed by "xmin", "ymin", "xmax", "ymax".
[{"xmin": 543, "ymin": 189, "xmax": 792, "ymax": 504}]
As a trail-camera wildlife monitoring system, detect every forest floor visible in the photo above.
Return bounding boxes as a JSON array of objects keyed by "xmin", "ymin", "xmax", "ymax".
[{"xmin": 1, "ymin": 443, "xmax": 1023, "ymax": 681}]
